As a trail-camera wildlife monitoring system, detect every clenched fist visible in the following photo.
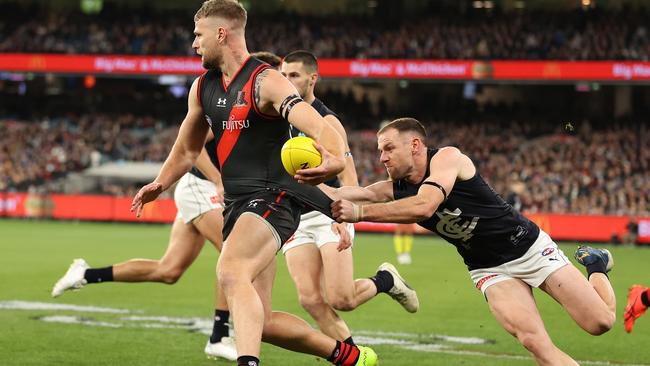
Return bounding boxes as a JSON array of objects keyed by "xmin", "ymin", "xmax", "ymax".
[{"xmin": 331, "ymin": 199, "xmax": 362, "ymax": 223}]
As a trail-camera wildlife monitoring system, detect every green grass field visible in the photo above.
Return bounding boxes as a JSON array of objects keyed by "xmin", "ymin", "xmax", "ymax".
[{"xmin": 1, "ymin": 219, "xmax": 649, "ymax": 365}]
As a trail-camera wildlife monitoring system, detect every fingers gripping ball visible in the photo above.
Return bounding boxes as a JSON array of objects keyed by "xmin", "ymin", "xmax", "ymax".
[{"xmin": 281, "ymin": 136, "xmax": 322, "ymax": 176}]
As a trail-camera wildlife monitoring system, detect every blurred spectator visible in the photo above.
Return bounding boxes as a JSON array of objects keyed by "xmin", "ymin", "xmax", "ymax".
[
  {"xmin": 1, "ymin": 5, "xmax": 649, "ymax": 60},
  {"xmin": 624, "ymin": 217, "xmax": 639, "ymax": 245}
]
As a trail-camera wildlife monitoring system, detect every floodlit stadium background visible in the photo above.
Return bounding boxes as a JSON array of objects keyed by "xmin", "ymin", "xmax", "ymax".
[{"xmin": 1, "ymin": 1, "xmax": 649, "ymax": 365}]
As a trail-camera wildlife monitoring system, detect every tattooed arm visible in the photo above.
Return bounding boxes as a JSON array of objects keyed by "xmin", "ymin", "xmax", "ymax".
[{"xmin": 253, "ymin": 68, "xmax": 345, "ymax": 184}]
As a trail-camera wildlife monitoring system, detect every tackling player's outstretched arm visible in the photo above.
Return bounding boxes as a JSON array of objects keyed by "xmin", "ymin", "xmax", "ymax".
[
  {"xmin": 254, "ymin": 69, "xmax": 346, "ymax": 184},
  {"xmin": 131, "ymin": 77, "xmax": 209, "ymax": 216},
  {"xmin": 332, "ymin": 147, "xmax": 472, "ymax": 223},
  {"xmin": 321, "ymin": 180, "xmax": 393, "ymax": 203}
]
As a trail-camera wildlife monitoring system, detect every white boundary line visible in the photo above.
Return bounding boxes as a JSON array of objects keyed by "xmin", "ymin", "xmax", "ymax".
[{"xmin": 2, "ymin": 300, "xmax": 648, "ymax": 366}]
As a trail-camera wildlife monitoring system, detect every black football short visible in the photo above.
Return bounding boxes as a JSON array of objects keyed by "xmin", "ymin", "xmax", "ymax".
[{"xmin": 222, "ymin": 188, "xmax": 303, "ymax": 247}]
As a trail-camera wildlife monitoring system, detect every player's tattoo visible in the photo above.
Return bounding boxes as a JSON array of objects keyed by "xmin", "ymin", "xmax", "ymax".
[{"xmin": 254, "ymin": 68, "xmax": 271, "ymax": 107}]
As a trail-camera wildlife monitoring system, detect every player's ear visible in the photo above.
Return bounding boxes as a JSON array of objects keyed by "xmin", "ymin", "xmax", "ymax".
[
  {"xmin": 411, "ymin": 138, "xmax": 421, "ymax": 154},
  {"xmin": 216, "ymin": 27, "xmax": 227, "ymax": 43}
]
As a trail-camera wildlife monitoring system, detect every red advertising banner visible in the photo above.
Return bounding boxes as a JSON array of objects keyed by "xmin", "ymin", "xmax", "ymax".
[
  {"xmin": 2, "ymin": 54, "xmax": 650, "ymax": 81},
  {"xmin": 0, "ymin": 192, "xmax": 176, "ymax": 223},
  {"xmin": 0, "ymin": 53, "xmax": 204, "ymax": 75},
  {"xmin": 1, "ymin": 192, "xmax": 648, "ymax": 243}
]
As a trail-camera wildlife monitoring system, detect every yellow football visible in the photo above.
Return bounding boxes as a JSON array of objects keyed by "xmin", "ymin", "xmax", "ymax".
[{"xmin": 281, "ymin": 136, "xmax": 322, "ymax": 176}]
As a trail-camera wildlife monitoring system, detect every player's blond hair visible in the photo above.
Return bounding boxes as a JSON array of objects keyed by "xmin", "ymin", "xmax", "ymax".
[{"xmin": 194, "ymin": 0, "xmax": 247, "ymax": 28}]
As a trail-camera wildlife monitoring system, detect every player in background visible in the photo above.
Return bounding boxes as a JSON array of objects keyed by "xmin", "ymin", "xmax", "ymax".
[
  {"xmin": 52, "ymin": 137, "xmax": 237, "ymax": 361},
  {"xmin": 130, "ymin": 1, "xmax": 382, "ymax": 365},
  {"xmin": 325, "ymin": 118, "xmax": 617, "ymax": 366},
  {"xmin": 394, "ymin": 223, "xmax": 414, "ymax": 265},
  {"xmin": 280, "ymin": 50, "xmax": 418, "ymax": 345},
  {"xmin": 625, "ymin": 284, "xmax": 650, "ymax": 333},
  {"xmin": 250, "ymin": 51, "xmax": 281, "ymax": 69}
]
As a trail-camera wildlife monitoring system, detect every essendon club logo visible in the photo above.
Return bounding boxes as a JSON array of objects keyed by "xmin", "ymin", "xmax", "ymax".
[{"xmin": 234, "ymin": 91, "xmax": 248, "ymax": 107}]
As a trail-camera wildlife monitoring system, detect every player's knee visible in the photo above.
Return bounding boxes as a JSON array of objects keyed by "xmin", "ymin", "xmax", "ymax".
[
  {"xmin": 330, "ymin": 294, "xmax": 356, "ymax": 312},
  {"xmin": 217, "ymin": 266, "xmax": 246, "ymax": 292},
  {"xmin": 298, "ymin": 293, "xmax": 327, "ymax": 316},
  {"xmin": 159, "ymin": 267, "xmax": 184, "ymax": 284},
  {"xmin": 583, "ymin": 313, "xmax": 615, "ymax": 336},
  {"xmin": 516, "ymin": 331, "xmax": 553, "ymax": 356}
]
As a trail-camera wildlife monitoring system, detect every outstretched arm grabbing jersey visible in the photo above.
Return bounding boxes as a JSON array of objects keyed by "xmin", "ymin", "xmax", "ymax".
[{"xmin": 331, "ymin": 138, "xmax": 474, "ymax": 223}]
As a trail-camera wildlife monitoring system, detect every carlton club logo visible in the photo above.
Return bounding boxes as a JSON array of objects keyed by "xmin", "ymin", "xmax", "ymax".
[{"xmin": 435, "ymin": 208, "xmax": 479, "ymax": 245}]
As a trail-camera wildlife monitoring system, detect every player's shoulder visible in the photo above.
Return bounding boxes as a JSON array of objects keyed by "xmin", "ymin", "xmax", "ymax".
[
  {"xmin": 436, "ymin": 146, "xmax": 462, "ymax": 156},
  {"xmin": 431, "ymin": 146, "xmax": 466, "ymax": 163},
  {"xmin": 253, "ymin": 67, "xmax": 289, "ymax": 95},
  {"xmin": 431, "ymin": 146, "xmax": 475, "ymax": 178},
  {"xmin": 314, "ymin": 98, "xmax": 335, "ymax": 113}
]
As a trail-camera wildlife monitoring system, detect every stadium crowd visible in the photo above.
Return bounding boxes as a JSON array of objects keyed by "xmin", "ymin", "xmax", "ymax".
[
  {"xmin": 1, "ymin": 114, "xmax": 647, "ymax": 216},
  {"xmin": 1, "ymin": 4, "xmax": 649, "ymax": 60},
  {"xmin": 0, "ymin": 115, "xmax": 178, "ymax": 192}
]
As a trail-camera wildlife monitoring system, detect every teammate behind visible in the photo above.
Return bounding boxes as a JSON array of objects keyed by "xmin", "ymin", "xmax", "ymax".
[
  {"xmin": 130, "ymin": 1, "xmax": 381, "ymax": 365},
  {"xmin": 250, "ymin": 51, "xmax": 281, "ymax": 69},
  {"xmin": 280, "ymin": 50, "xmax": 418, "ymax": 344},
  {"xmin": 52, "ymin": 138, "xmax": 237, "ymax": 360},
  {"xmin": 326, "ymin": 118, "xmax": 617, "ymax": 366}
]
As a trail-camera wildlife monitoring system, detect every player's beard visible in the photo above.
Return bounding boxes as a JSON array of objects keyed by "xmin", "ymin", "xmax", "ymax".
[
  {"xmin": 386, "ymin": 164, "xmax": 409, "ymax": 181},
  {"xmin": 202, "ymin": 50, "xmax": 220, "ymax": 70}
]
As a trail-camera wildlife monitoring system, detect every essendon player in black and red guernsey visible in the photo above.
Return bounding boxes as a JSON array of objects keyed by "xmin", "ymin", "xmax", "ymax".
[{"xmin": 130, "ymin": 1, "xmax": 377, "ymax": 366}]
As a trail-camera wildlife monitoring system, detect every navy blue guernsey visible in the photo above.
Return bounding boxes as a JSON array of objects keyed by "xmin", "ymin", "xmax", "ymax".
[
  {"xmin": 288, "ymin": 98, "xmax": 341, "ymax": 188},
  {"xmin": 197, "ymin": 56, "xmax": 333, "ymax": 215},
  {"xmin": 392, "ymin": 148, "xmax": 540, "ymax": 270},
  {"xmin": 188, "ymin": 139, "xmax": 218, "ymax": 180}
]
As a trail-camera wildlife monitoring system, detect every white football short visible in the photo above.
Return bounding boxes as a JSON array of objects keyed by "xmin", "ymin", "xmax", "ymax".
[
  {"xmin": 174, "ymin": 172, "xmax": 223, "ymax": 224},
  {"xmin": 469, "ymin": 230, "xmax": 570, "ymax": 294},
  {"xmin": 282, "ymin": 211, "xmax": 355, "ymax": 254}
]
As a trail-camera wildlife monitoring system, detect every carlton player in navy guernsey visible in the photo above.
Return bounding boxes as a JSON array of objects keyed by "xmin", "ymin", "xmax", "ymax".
[
  {"xmin": 328, "ymin": 118, "xmax": 617, "ymax": 366},
  {"xmin": 130, "ymin": 1, "xmax": 377, "ymax": 366}
]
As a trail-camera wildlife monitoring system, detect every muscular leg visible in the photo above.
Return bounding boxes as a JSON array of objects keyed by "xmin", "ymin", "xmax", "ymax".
[
  {"xmin": 539, "ymin": 265, "xmax": 615, "ymax": 335},
  {"xmin": 217, "ymin": 213, "xmax": 284, "ymax": 357},
  {"xmin": 218, "ymin": 214, "xmax": 354, "ymax": 362},
  {"xmin": 113, "ymin": 217, "xmax": 205, "ymax": 284},
  {"xmin": 285, "ymin": 243, "xmax": 351, "ymax": 341},
  {"xmin": 258, "ymin": 257, "xmax": 340, "ymax": 358},
  {"xmin": 192, "ymin": 208, "xmax": 228, "ymax": 313},
  {"xmin": 486, "ymin": 279, "xmax": 578, "ymax": 366},
  {"xmin": 320, "ymin": 242, "xmax": 378, "ymax": 311}
]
